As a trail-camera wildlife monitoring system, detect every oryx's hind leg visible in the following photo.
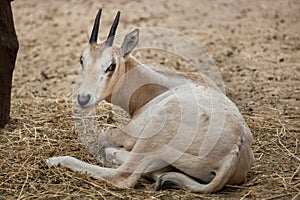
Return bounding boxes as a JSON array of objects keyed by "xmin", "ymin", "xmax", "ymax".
[
  {"xmin": 154, "ymin": 172, "xmax": 212, "ymax": 191},
  {"xmin": 155, "ymin": 140, "xmax": 243, "ymax": 193}
]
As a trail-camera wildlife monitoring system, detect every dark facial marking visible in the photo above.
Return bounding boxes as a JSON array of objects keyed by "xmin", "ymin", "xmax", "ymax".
[
  {"xmin": 105, "ymin": 63, "xmax": 116, "ymax": 73},
  {"xmin": 79, "ymin": 56, "xmax": 83, "ymax": 66}
]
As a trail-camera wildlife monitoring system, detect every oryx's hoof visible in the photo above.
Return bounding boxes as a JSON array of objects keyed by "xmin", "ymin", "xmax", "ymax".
[
  {"xmin": 154, "ymin": 173, "xmax": 180, "ymax": 191},
  {"xmin": 46, "ymin": 156, "xmax": 69, "ymax": 167}
]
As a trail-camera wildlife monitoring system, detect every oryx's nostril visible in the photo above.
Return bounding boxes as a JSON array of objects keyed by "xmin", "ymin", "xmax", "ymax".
[{"xmin": 77, "ymin": 94, "xmax": 91, "ymax": 107}]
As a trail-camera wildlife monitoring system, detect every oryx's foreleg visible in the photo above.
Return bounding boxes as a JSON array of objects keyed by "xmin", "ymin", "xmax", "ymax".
[
  {"xmin": 104, "ymin": 147, "xmax": 131, "ymax": 166},
  {"xmin": 46, "ymin": 156, "xmax": 109, "ymax": 180},
  {"xmin": 96, "ymin": 127, "xmax": 137, "ymax": 167},
  {"xmin": 100, "ymin": 127, "xmax": 137, "ymax": 151},
  {"xmin": 46, "ymin": 155, "xmax": 135, "ymax": 188},
  {"xmin": 46, "ymin": 154, "xmax": 167, "ymax": 188}
]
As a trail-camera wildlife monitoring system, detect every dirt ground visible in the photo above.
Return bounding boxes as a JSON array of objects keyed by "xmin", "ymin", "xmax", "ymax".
[{"xmin": 0, "ymin": 0, "xmax": 299, "ymax": 199}]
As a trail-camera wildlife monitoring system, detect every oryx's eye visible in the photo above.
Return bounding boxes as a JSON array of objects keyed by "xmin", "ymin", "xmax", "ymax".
[
  {"xmin": 105, "ymin": 63, "xmax": 116, "ymax": 73},
  {"xmin": 79, "ymin": 56, "xmax": 83, "ymax": 66}
]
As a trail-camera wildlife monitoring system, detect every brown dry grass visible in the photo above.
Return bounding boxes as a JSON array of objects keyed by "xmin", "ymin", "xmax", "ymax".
[{"xmin": 1, "ymin": 0, "xmax": 299, "ymax": 199}]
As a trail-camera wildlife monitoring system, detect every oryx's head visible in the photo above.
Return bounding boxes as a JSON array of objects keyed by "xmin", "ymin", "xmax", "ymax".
[{"xmin": 77, "ymin": 9, "xmax": 139, "ymax": 108}]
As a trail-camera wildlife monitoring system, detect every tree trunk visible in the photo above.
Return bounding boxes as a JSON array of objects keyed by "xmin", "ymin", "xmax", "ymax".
[{"xmin": 0, "ymin": 0, "xmax": 18, "ymax": 128}]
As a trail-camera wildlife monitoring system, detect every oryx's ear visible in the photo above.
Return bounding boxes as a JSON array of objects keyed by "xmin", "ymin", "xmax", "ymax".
[{"xmin": 120, "ymin": 29, "xmax": 139, "ymax": 59}]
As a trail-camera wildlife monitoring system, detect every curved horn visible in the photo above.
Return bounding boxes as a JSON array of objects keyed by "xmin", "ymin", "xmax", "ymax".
[
  {"xmin": 105, "ymin": 11, "xmax": 120, "ymax": 47},
  {"xmin": 89, "ymin": 9, "xmax": 102, "ymax": 44}
]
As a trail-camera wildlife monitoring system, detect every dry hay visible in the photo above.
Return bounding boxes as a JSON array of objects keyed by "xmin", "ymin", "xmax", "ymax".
[
  {"xmin": 1, "ymin": 0, "xmax": 299, "ymax": 199},
  {"xmin": 1, "ymin": 96, "xmax": 298, "ymax": 199},
  {"xmin": 1, "ymin": 94, "xmax": 299, "ymax": 200}
]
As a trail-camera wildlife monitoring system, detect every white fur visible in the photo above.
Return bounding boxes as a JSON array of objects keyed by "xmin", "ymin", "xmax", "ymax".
[{"xmin": 47, "ymin": 23, "xmax": 254, "ymax": 192}]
